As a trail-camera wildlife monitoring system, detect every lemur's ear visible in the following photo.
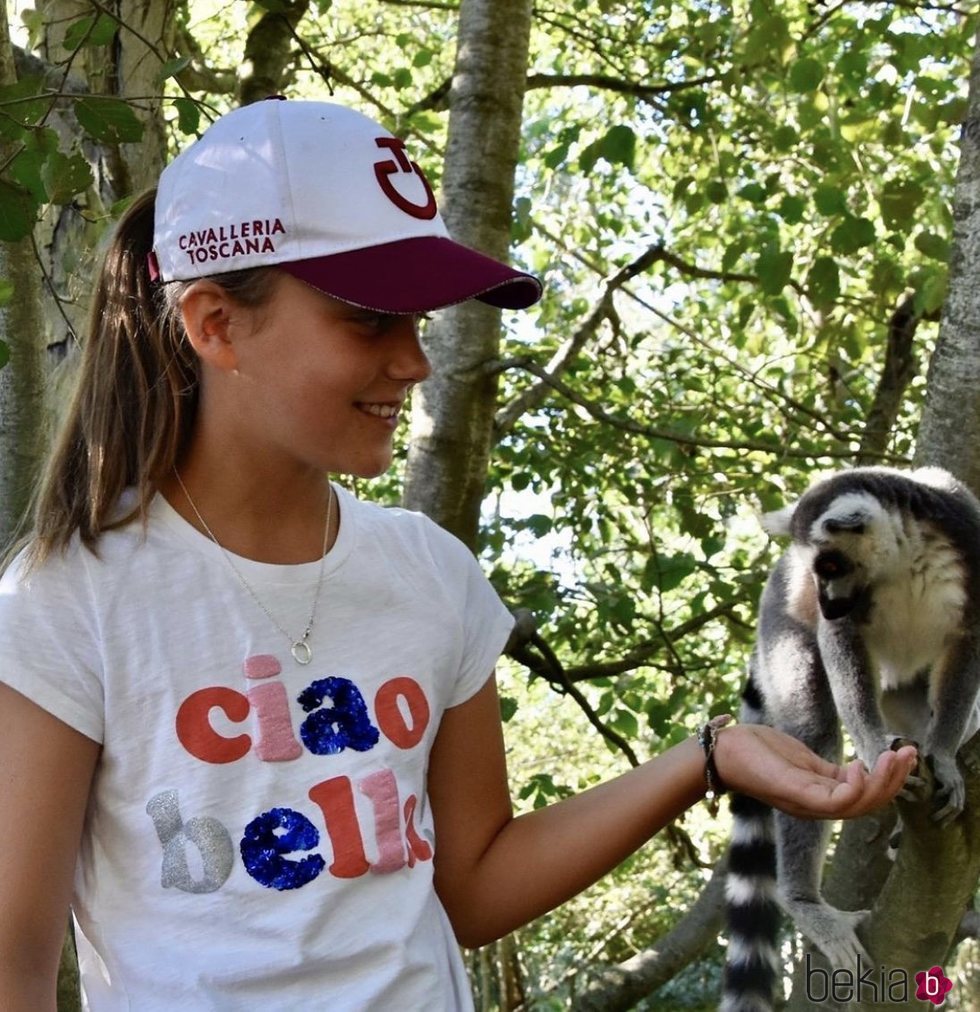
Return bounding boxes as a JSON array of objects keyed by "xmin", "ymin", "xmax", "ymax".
[{"xmin": 760, "ymin": 503, "xmax": 796, "ymax": 538}]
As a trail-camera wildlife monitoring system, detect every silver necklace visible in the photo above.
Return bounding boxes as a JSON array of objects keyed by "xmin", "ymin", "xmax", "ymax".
[{"xmin": 173, "ymin": 469, "xmax": 333, "ymax": 665}]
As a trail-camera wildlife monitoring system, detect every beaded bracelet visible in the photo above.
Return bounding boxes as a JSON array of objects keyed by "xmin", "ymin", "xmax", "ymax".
[{"xmin": 696, "ymin": 714, "xmax": 733, "ymax": 814}]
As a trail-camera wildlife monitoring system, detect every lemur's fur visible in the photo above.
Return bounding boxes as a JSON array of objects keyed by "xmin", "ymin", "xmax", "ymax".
[{"xmin": 720, "ymin": 466, "xmax": 980, "ymax": 1012}]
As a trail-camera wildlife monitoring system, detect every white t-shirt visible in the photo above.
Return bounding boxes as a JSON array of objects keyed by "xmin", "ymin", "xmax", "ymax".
[{"xmin": 0, "ymin": 485, "xmax": 514, "ymax": 1011}]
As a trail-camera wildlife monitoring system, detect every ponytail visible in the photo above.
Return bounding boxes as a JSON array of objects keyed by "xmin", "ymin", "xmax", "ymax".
[{"xmin": 23, "ymin": 189, "xmax": 276, "ymax": 570}]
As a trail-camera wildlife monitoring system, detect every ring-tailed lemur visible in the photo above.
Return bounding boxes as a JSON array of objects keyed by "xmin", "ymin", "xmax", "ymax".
[{"xmin": 721, "ymin": 465, "xmax": 980, "ymax": 1012}]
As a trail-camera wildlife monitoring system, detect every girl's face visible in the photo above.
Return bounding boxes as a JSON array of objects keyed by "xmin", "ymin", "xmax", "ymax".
[{"xmin": 216, "ymin": 272, "xmax": 432, "ymax": 478}]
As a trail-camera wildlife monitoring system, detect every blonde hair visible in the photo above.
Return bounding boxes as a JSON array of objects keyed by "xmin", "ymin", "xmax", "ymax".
[{"xmin": 21, "ymin": 189, "xmax": 277, "ymax": 570}]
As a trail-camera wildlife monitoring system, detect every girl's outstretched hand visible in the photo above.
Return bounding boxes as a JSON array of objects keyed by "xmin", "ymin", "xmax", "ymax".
[{"xmin": 711, "ymin": 722, "xmax": 918, "ymax": 820}]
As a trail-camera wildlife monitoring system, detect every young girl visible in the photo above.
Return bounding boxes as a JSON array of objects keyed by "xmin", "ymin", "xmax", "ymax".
[{"xmin": 0, "ymin": 98, "xmax": 914, "ymax": 1011}]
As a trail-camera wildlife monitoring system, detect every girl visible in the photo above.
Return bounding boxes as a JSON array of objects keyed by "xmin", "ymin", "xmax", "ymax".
[{"xmin": 0, "ymin": 99, "xmax": 914, "ymax": 1011}]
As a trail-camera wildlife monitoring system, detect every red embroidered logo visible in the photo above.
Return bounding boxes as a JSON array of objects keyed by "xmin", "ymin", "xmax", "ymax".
[{"xmin": 373, "ymin": 137, "xmax": 437, "ymax": 220}]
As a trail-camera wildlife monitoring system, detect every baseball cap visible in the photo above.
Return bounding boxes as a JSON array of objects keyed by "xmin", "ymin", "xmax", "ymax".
[{"xmin": 151, "ymin": 97, "xmax": 542, "ymax": 313}]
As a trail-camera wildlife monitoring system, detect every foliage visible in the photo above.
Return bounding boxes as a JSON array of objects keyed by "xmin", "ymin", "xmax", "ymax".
[{"xmin": 2, "ymin": 0, "xmax": 975, "ymax": 1006}]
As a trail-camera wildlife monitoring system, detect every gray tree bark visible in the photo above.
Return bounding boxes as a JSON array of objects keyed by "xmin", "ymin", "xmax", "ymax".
[
  {"xmin": 0, "ymin": 3, "xmax": 50, "ymax": 544},
  {"xmin": 402, "ymin": 0, "xmax": 533, "ymax": 550},
  {"xmin": 915, "ymin": 25, "xmax": 980, "ymax": 484}
]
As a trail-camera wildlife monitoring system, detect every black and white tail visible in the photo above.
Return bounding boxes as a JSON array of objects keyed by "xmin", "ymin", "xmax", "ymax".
[
  {"xmin": 720, "ymin": 792, "xmax": 780, "ymax": 1011},
  {"xmin": 720, "ymin": 677, "xmax": 782, "ymax": 1012}
]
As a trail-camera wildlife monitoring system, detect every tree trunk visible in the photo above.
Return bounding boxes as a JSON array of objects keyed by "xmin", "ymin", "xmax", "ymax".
[
  {"xmin": 402, "ymin": 0, "xmax": 533, "ymax": 550},
  {"xmin": 915, "ymin": 24, "xmax": 980, "ymax": 486},
  {"xmin": 0, "ymin": 1, "xmax": 50, "ymax": 545}
]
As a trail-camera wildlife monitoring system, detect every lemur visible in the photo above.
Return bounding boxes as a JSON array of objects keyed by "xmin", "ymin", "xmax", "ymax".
[{"xmin": 720, "ymin": 466, "xmax": 980, "ymax": 1012}]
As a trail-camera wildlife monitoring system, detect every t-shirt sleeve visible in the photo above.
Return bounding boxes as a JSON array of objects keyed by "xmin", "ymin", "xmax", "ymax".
[
  {"xmin": 0, "ymin": 546, "xmax": 105, "ymax": 743},
  {"xmin": 419, "ymin": 520, "xmax": 515, "ymax": 708}
]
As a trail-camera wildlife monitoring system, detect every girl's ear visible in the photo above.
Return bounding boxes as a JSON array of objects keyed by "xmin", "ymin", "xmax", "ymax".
[{"xmin": 179, "ymin": 281, "xmax": 242, "ymax": 373}]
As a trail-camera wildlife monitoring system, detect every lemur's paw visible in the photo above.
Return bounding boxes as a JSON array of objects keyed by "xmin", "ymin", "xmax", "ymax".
[
  {"xmin": 782, "ymin": 897, "xmax": 870, "ymax": 970},
  {"xmin": 888, "ymin": 737, "xmax": 928, "ymax": 800},
  {"xmin": 929, "ymin": 753, "xmax": 965, "ymax": 826}
]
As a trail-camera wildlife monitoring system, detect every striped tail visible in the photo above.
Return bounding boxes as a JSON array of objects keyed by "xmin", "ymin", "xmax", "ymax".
[{"xmin": 719, "ymin": 791, "xmax": 781, "ymax": 1012}]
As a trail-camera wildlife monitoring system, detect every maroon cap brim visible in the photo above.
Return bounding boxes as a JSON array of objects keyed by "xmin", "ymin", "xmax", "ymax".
[{"xmin": 278, "ymin": 236, "xmax": 542, "ymax": 314}]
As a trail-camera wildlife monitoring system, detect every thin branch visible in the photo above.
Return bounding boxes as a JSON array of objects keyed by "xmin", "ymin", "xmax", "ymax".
[
  {"xmin": 526, "ymin": 70, "xmax": 722, "ymax": 101},
  {"xmin": 495, "ymin": 243, "xmax": 669, "ymax": 435},
  {"xmin": 495, "ymin": 357, "xmax": 896, "ymax": 461},
  {"xmin": 30, "ymin": 231, "xmax": 78, "ymax": 347},
  {"xmin": 509, "ymin": 631, "xmax": 641, "ymax": 767},
  {"xmin": 563, "ymin": 598, "xmax": 753, "ymax": 683}
]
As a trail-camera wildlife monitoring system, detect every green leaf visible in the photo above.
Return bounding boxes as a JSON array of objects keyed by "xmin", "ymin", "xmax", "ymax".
[
  {"xmin": 0, "ymin": 181, "xmax": 38, "ymax": 240},
  {"xmin": 74, "ymin": 98, "xmax": 144, "ymax": 144},
  {"xmin": 706, "ymin": 180, "xmax": 728, "ymax": 203},
  {"xmin": 499, "ymin": 696, "xmax": 518, "ymax": 723},
  {"xmin": 830, "ymin": 215, "xmax": 875, "ymax": 254},
  {"xmin": 392, "ymin": 67, "xmax": 412, "ymax": 90},
  {"xmin": 913, "ymin": 269, "xmax": 947, "ymax": 315},
  {"xmin": 772, "ymin": 125, "xmax": 799, "ymax": 151},
  {"xmin": 789, "ymin": 56, "xmax": 824, "ymax": 92},
  {"xmin": 174, "ymin": 97, "xmax": 201, "ymax": 135},
  {"xmin": 63, "ymin": 12, "xmax": 117, "ymax": 50},
  {"xmin": 0, "ymin": 338, "xmax": 9, "ymax": 370},
  {"xmin": 813, "ymin": 185, "xmax": 847, "ymax": 216},
  {"xmin": 806, "ymin": 256, "xmax": 841, "ymax": 308},
  {"xmin": 756, "ymin": 246, "xmax": 794, "ymax": 295},
  {"xmin": 156, "ymin": 55, "xmax": 192, "ymax": 84},
  {"xmin": 914, "ymin": 231, "xmax": 950, "ymax": 262},
  {"xmin": 413, "ymin": 49, "xmax": 433, "ymax": 68},
  {"xmin": 41, "ymin": 151, "xmax": 93, "ymax": 204},
  {"xmin": 879, "ymin": 179, "xmax": 926, "ymax": 229},
  {"xmin": 600, "ymin": 125, "xmax": 636, "ymax": 170},
  {"xmin": 738, "ymin": 182, "xmax": 767, "ymax": 203},
  {"xmin": 525, "ymin": 514, "xmax": 552, "ymax": 537},
  {"xmin": 651, "ymin": 552, "xmax": 698, "ymax": 592},
  {"xmin": 21, "ymin": 9, "xmax": 45, "ymax": 50},
  {"xmin": 778, "ymin": 194, "xmax": 806, "ymax": 223}
]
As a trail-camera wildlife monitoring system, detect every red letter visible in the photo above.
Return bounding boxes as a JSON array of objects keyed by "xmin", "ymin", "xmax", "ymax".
[
  {"xmin": 375, "ymin": 677, "xmax": 429, "ymax": 749},
  {"xmin": 176, "ymin": 687, "xmax": 250, "ymax": 764},
  {"xmin": 404, "ymin": 794, "xmax": 433, "ymax": 867},
  {"xmin": 308, "ymin": 777, "xmax": 370, "ymax": 879}
]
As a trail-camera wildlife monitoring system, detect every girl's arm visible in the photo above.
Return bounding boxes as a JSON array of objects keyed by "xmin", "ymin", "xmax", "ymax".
[
  {"xmin": 428, "ymin": 674, "xmax": 915, "ymax": 949},
  {"xmin": 0, "ymin": 684, "xmax": 100, "ymax": 1009}
]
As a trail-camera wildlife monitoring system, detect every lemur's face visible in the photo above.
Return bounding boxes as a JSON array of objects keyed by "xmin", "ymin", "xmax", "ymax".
[{"xmin": 797, "ymin": 490, "xmax": 898, "ymax": 621}]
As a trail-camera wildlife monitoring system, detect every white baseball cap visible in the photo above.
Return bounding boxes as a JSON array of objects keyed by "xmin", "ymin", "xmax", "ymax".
[{"xmin": 151, "ymin": 97, "xmax": 542, "ymax": 313}]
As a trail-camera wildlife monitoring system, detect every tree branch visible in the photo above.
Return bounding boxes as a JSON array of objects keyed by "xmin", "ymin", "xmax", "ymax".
[
  {"xmin": 508, "ymin": 628, "xmax": 641, "ymax": 767},
  {"xmin": 495, "ymin": 243, "xmax": 670, "ymax": 436},
  {"xmin": 562, "ymin": 598, "xmax": 753, "ymax": 683},
  {"xmin": 857, "ymin": 293, "xmax": 939, "ymax": 463},
  {"xmin": 566, "ymin": 857, "xmax": 727, "ymax": 1012},
  {"xmin": 494, "ymin": 356, "xmax": 886, "ymax": 461}
]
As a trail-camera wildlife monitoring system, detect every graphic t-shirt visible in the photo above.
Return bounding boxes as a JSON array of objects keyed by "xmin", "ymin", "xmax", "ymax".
[{"xmin": 0, "ymin": 485, "xmax": 513, "ymax": 1010}]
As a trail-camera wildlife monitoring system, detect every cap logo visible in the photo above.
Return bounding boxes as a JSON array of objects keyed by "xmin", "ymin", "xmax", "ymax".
[
  {"xmin": 177, "ymin": 218, "xmax": 286, "ymax": 266},
  {"xmin": 373, "ymin": 137, "xmax": 437, "ymax": 221}
]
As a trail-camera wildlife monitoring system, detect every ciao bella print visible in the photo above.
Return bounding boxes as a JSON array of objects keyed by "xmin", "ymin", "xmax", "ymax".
[{"xmin": 145, "ymin": 654, "xmax": 433, "ymax": 894}]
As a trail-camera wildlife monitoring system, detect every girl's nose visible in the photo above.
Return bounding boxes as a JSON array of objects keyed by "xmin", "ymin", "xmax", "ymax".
[{"xmin": 387, "ymin": 316, "xmax": 432, "ymax": 383}]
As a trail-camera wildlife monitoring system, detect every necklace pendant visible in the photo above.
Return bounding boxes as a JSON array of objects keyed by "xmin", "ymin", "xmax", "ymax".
[{"xmin": 291, "ymin": 639, "xmax": 313, "ymax": 665}]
